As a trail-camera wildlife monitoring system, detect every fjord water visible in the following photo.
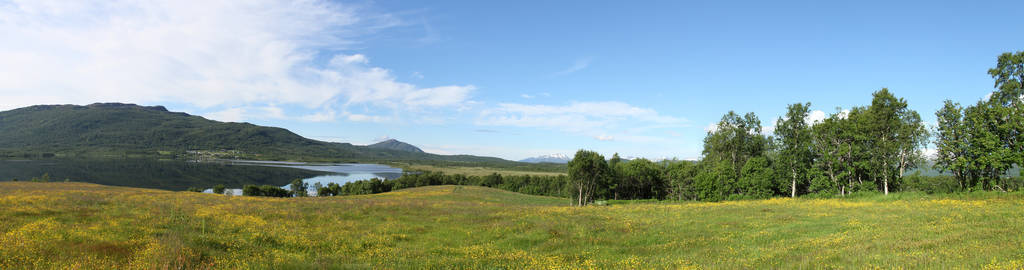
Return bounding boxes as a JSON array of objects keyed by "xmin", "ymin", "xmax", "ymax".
[{"xmin": 0, "ymin": 158, "xmax": 402, "ymax": 191}]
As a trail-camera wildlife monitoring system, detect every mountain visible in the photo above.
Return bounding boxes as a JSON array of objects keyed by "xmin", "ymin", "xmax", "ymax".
[
  {"xmin": 368, "ymin": 139, "xmax": 424, "ymax": 153},
  {"xmin": 0, "ymin": 103, "xmax": 559, "ymax": 170},
  {"xmin": 520, "ymin": 153, "xmax": 570, "ymax": 164}
]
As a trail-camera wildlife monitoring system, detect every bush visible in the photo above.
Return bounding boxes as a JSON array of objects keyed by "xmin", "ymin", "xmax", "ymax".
[
  {"xmin": 900, "ymin": 174, "xmax": 960, "ymax": 194},
  {"xmin": 30, "ymin": 173, "xmax": 51, "ymax": 182},
  {"xmin": 317, "ymin": 183, "xmax": 341, "ymax": 197},
  {"xmin": 212, "ymin": 184, "xmax": 226, "ymax": 195},
  {"xmin": 186, "ymin": 187, "xmax": 203, "ymax": 192},
  {"xmin": 242, "ymin": 184, "xmax": 291, "ymax": 197},
  {"xmin": 290, "ymin": 179, "xmax": 309, "ymax": 197}
]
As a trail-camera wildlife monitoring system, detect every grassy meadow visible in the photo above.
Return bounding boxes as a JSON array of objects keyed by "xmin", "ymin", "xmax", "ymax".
[{"xmin": 2, "ymin": 182, "xmax": 1024, "ymax": 269}]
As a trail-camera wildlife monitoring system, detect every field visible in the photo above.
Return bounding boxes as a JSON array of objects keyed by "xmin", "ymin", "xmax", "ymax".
[{"xmin": 2, "ymin": 182, "xmax": 1024, "ymax": 269}]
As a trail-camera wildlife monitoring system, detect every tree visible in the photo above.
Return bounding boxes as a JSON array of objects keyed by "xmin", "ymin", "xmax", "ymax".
[
  {"xmin": 289, "ymin": 179, "xmax": 309, "ymax": 197},
  {"xmin": 895, "ymin": 108, "xmax": 929, "ymax": 191},
  {"xmin": 618, "ymin": 158, "xmax": 666, "ymax": 200},
  {"xmin": 865, "ymin": 89, "xmax": 925, "ymax": 195},
  {"xmin": 318, "ymin": 183, "xmax": 341, "ymax": 196},
  {"xmin": 775, "ymin": 103, "xmax": 813, "ymax": 197},
  {"xmin": 702, "ymin": 111, "xmax": 770, "ymax": 192},
  {"xmin": 242, "ymin": 185, "xmax": 261, "ymax": 196},
  {"xmin": 934, "ymin": 101, "xmax": 968, "ymax": 189},
  {"xmin": 811, "ymin": 110, "xmax": 855, "ymax": 195},
  {"xmin": 664, "ymin": 161, "xmax": 698, "ymax": 200},
  {"xmin": 607, "ymin": 153, "xmax": 623, "ymax": 199},
  {"xmin": 694, "ymin": 159, "xmax": 734, "ymax": 201},
  {"xmin": 567, "ymin": 150, "xmax": 610, "ymax": 206},
  {"xmin": 964, "ymin": 101, "xmax": 1010, "ymax": 189},
  {"xmin": 987, "ymin": 51, "xmax": 1024, "ymax": 187},
  {"xmin": 212, "ymin": 184, "xmax": 226, "ymax": 195},
  {"xmin": 738, "ymin": 156, "xmax": 776, "ymax": 199}
]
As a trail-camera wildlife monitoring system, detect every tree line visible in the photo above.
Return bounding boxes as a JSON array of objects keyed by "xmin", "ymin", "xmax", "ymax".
[
  {"xmin": 317, "ymin": 172, "xmax": 569, "ymax": 197},
  {"xmin": 933, "ymin": 51, "xmax": 1024, "ymax": 191},
  {"xmin": 566, "ymin": 51, "xmax": 1024, "ymax": 205}
]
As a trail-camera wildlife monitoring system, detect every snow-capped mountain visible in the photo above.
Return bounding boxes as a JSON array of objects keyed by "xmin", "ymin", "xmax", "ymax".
[{"xmin": 519, "ymin": 153, "xmax": 571, "ymax": 164}]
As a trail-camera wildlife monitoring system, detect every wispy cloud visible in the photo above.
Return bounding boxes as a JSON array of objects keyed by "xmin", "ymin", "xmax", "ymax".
[
  {"xmin": 553, "ymin": 58, "xmax": 591, "ymax": 76},
  {"xmin": 477, "ymin": 101, "xmax": 688, "ymax": 143},
  {"xmin": 0, "ymin": 0, "xmax": 473, "ymax": 122},
  {"xmin": 416, "ymin": 17, "xmax": 441, "ymax": 44},
  {"xmin": 204, "ymin": 105, "xmax": 288, "ymax": 122},
  {"xmin": 520, "ymin": 94, "xmax": 535, "ymax": 99}
]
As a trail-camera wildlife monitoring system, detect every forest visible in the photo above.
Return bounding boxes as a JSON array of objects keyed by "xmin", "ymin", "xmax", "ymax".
[{"xmin": 559, "ymin": 51, "xmax": 1024, "ymax": 205}]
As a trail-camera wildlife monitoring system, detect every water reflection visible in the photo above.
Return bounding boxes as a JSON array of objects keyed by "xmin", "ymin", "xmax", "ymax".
[{"xmin": 0, "ymin": 158, "xmax": 402, "ymax": 193}]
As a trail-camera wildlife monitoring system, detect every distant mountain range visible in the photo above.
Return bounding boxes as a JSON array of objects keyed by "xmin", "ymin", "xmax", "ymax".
[
  {"xmin": 0, "ymin": 103, "xmax": 560, "ymax": 170},
  {"xmin": 368, "ymin": 139, "xmax": 424, "ymax": 153},
  {"xmin": 520, "ymin": 153, "xmax": 570, "ymax": 164}
]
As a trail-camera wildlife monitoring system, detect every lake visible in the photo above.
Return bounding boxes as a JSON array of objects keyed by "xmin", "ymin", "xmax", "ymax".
[{"xmin": 0, "ymin": 158, "xmax": 403, "ymax": 194}]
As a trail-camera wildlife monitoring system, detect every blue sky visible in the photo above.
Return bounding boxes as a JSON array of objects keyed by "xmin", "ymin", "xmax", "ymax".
[{"xmin": 1, "ymin": 0, "xmax": 1021, "ymax": 160}]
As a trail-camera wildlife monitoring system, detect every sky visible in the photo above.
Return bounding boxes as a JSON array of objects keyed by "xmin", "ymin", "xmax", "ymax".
[{"xmin": 1, "ymin": 0, "xmax": 1021, "ymax": 161}]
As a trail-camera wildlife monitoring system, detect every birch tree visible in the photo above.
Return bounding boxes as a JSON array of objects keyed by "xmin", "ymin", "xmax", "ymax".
[{"xmin": 567, "ymin": 149, "xmax": 610, "ymax": 206}]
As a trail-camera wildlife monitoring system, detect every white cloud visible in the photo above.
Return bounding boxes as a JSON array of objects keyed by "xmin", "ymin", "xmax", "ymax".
[
  {"xmin": 479, "ymin": 101, "xmax": 687, "ymax": 133},
  {"xmin": 0, "ymin": 0, "xmax": 473, "ymax": 119},
  {"xmin": 837, "ymin": 109, "xmax": 851, "ymax": 119},
  {"xmin": 337, "ymin": 54, "xmax": 369, "ymax": 65},
  {"xmin": 595, "ymin": 135, "xmax": 614, "ymax": 141},
  {"xmin": 521, "ymin": 94, "xmax": 535, "ymax": 99},
  {"xmin": 806, "ymin": 110, "xmax": 826, "ymax": 125},
  {"xmin": 203, "ymin": 105, "xmax": 287, "ymax": 122},
  {"xmin": 300, "ymin": 110, "xmax": 337, "ymax": 122},
  {"xmin": 478, "ymin": 101, "xmax": 687, "ymax": 143},
  {"xmin": 760, "ymin": 109, "xmax": 832, "ymax": 135},
  {"xmin": 553, "ymin": 58, "xmax": 591, "ymax": 76},
  {"xmin": 343, "ymin": 112, "xmax": 391, "ymax": 123},
  {"xmin": 205, "ymin": 108, "xmax": 247, "ymax": 122},
  {"xmin": 418, "ymin": 143, "xmax": 570, "ymax": 161},
  {"xmin": 704, "ymin": 123, "xmax": 719, "ymax": 133},
  {"xmin": 403, "ymin": 85, "xmax": 476, "ymax": 107},
  {"xmin": 762, "ymin": 119, "xmax": 778, "ymax": 135}
]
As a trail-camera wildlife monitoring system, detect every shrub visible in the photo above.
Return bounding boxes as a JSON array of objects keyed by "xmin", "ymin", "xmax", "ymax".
[
  {"xmin": 289, "ymin": 179, "xmax": 309, "ymax": 197},
  {"xmin": 212, "ymin": 184, "xmax": 226, "ymax": 195},
  {"xmin": 242, "ymin": 184, "xmax": 290, "ymax": 197},
  {"xmin": 242, "ymin": 185, "xmax": 261, "ymax": 196},
  {"xmin": 260, "ymin": 185, "xmax": 291, "ymax": 197}
]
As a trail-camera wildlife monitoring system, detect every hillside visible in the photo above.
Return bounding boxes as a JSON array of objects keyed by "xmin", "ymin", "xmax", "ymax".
[
  {"xmin": 0, "ymin": 103, "xmax": 555, "ymax": 169},
  {"xmin": 368, "ymin": 139, "xmax": 424, "ymax": 153},
  {"xmin": 3, "ymin": 182, "xmax": 1024, "ymax": 268}
]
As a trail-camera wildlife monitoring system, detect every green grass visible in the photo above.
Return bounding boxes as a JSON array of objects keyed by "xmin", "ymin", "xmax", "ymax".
[{"xmin": 2, "ymin": 182, "xmax": 1024, "ymax": 269}]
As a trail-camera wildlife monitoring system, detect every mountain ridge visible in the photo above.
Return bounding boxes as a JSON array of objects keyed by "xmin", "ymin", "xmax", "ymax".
[
  {"xmin": 520, "ymin": 153, "xmax": 571, "ymax": 164},
  {"xmin": 0, "ymin": 103, "xmax": 548, "ymax": 169},
  {"xmin": 368, "ymin": 139, "xmax": 424, "ymax": 153}
]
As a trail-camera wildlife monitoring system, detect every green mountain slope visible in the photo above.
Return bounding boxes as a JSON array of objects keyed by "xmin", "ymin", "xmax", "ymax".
[
  {"xmin": 0, "ymin": 103, "xmax": 548, "ymax": 168},
  {"xmin": 368, "ymin": 139, "xmax": 424, "ymax": 153}
]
